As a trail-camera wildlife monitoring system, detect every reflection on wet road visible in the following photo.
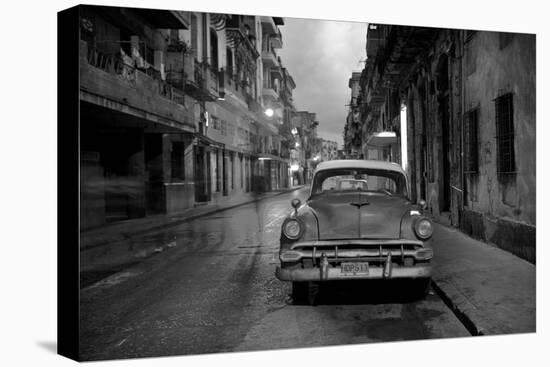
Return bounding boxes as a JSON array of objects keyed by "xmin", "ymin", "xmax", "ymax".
[{"xmin": 79, "ymin": 188, "xmax": 469, "ymax": 360}]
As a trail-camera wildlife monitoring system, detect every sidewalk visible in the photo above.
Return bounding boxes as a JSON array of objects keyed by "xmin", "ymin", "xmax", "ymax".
[
  {"xmin": 81, "ymin": 186, "xmax": 304, "ymax": 251},
  {"xmin": 430, "ymin": 223, "xmax": 536, "ymax": 336}
]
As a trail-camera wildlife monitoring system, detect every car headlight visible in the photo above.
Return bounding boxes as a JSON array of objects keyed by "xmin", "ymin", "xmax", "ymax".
[
  {"xmin": 283, "ymin": 218, "xmax": 303, "ymax": 240},
  {"xmin": 413, "ymin": 217, "xmax": 433, "ymax": 240}
]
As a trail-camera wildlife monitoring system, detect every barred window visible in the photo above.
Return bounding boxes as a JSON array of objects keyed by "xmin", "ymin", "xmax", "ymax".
[
  {"xmin": 464, "ymin": 107, "xmax": 480, "ymax": 173},
  {"xmin": 495, "ymin": 93, "xmax": 515, "ymax": 174}
]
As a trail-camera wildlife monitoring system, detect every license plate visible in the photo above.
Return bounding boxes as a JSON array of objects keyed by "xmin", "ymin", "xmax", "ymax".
[{"xmin": 341, "ymin": 262, "xmax": 369, "ymax": 275}]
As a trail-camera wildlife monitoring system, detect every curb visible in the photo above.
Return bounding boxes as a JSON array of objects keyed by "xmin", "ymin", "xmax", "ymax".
[
  {"xmin": 81, "ymin": 186, "xmax": 306, "ymax": 251},
  {"xmin": 430, "ymin": 278, "xmax": 485, "ymax": 336}
]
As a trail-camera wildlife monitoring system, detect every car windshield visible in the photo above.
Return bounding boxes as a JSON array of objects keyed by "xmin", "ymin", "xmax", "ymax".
[{"xmin": 311, "ymin": 168, "xmax": 408, "ymax": 197}]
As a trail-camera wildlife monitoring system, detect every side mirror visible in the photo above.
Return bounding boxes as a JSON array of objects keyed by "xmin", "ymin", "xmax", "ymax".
[
  {"xmin": 291, "ymin": 198, "xmax": 301, "ymax": 210},
  {"xmin": 418, "ymin": 199, "xmax": 427, "ymax": 210}
]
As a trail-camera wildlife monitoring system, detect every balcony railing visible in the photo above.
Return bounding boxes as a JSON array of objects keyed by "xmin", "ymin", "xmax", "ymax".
[
  {"xmin": 207, "ymin": 66, "xmax": 219, "ymax": 94},
  {"xmin": 87, "ymin": 46, "xmax": 136, "ymax": 85},
  {"xmin": 85, "ymin": 44, "xmax": 186, "ymax": 106},
  {"xmin": 183, "ymin": 58, "xmax": 219, "ymax": 101}
]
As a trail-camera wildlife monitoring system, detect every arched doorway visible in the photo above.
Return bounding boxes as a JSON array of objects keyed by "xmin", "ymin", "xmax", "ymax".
[{"xmin": 436, "ymin": 54, "xmax": 451, "ymax": 212}]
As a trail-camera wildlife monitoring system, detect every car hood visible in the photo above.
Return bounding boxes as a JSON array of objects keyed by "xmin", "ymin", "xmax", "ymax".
[{"xmin": 308, "ymin": 193, "xmax": 410, "ymax": 240}]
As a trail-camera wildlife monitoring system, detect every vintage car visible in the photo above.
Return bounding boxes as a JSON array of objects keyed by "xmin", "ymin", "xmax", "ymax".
[{"xmin": 276, "ymin": 160, "xmax": 434, "ymax": 304}]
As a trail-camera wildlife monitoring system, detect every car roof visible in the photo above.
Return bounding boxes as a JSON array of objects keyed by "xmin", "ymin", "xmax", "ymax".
[{"xmin": 314, "ymin": 160, "xmax": 407, "ymax": 175}]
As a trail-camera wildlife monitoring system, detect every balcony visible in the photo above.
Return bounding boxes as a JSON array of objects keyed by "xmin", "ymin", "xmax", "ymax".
[
  {"xmin": 79, "ymin": 40, "xmax": 193, "ymax": 132},
  {"xmin": 261, "ymin": 47, "xmax": 278, "ymax": 67},
  {"xmin": 270, "ymin": 62, "xmax": 283, "ymax": 79},
  {"xmin": 206, "ymin": 66, "xmax": 219, "ymax": 95},
  {"xmin": 226, "ymin": 17, "xmax": 260, "ymax": 60},
  {"xmin": 184, "ymin": 58, "xmax": 219, "ymax": 102},
  {"xmin": 260, "ymin": 16, "xmax": 277, "ymax": 35},
  {"xmin": 366, "ymin": 26, "xmax": 438, "ymax": 104},
  {"xmin": 270, "ymin": 28, "xmax": 283, "ymax": 49},
  {"xmin": 262, "ymin": 86, "xmax": 279, "ymax": 101}
]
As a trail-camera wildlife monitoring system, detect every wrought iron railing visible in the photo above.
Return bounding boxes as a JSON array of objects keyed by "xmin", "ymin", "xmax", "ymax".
[
  {"xmin": 207, "ymin": 66, "xmax": 219, "ymax": 94},
  {"xmin": 87, "ymin": 47, "xmax": 136, "ymax": 85},
  {"xmin": 85, "ymin": 43, "xmax": 186, "ymax": 106}
]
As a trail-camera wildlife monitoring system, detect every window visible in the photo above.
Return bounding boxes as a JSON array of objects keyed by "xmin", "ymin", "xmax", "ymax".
[
  {"xmin": 171, "ymin": 142, "xmax": 185, "ymax": 180},
  {"xmin": 211, "ymin": 116, "xmax": 220, "ymax": 130},
  {"xmin": 226, "ymin": 47, "xmax": 233, "ymax": 76},
  {"xmin": 311, "ymin": 168, "xmax": 408, "ymax": 198},
  {"xmin": 210, "ymin": 28, "xmax": 218, "ymax": 69},
  {"xmin": 495, "ymin": 93, "xmax": 515, "ymax": 174},
  {"xmin": 464, "ymin": 107, "xmax": 480, "ymax": 173}
]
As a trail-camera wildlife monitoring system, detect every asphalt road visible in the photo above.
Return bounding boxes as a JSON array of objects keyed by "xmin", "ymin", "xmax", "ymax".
[{"xmin": 79, "ymin": 187, "xmax": 470, "ymax": 361}]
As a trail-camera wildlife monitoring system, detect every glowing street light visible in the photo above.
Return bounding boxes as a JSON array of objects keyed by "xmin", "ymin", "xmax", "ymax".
[{"xmin": 264, "ymin": 108, "xmax": 274, "ymax": 117}]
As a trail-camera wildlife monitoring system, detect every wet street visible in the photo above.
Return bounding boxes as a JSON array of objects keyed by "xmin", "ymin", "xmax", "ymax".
[{"xmin": 79, "ymin": 187, "xmax": 470, "ymax": 361}]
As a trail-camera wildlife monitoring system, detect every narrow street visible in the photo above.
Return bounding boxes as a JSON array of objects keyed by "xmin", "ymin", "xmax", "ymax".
[{"xmin": 80, "ymin": 188, "xmax": 469, "ymax": 361}]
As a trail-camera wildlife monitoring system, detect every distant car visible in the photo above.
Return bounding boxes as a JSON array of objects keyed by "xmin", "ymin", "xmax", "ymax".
[{"xmin": 276, "ymin": 160, "xmax": 434, "ymax": 304}]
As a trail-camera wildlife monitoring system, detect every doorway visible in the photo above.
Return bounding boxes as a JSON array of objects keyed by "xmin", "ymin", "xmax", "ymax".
[{"xmin": 194, "ymin": 145, "xmax": 211, "ymax": 202}]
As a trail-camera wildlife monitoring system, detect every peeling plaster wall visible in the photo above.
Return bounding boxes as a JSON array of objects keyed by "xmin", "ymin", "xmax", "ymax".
[
  {"xmin": 463, "ymin": 31, "xmax": 536, "ymax": 227},
  {"xmin": 460, "ymin": 31, "xmax": 536, "ymax": 262},
  {"xmin": 366, "ymin": 27, "xmax": 535, "ymax": 262}
]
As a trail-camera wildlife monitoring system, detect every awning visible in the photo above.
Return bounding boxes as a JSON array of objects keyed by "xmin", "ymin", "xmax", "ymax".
[{"xmin": 366, "ymin": 131, "xmax": 398, "ymax": 148}]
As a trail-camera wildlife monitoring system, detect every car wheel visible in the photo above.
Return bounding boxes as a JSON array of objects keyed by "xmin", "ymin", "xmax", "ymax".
[
  {"xmin": 292, "ymin": 282, "xmax": 319, "ymax": 305},
  {"xmin": 412, "ymin": 278, "xmax": 431, "ymax": 299},
  {"xmin": 307, "ymin": 282, "xmax": 319, "ymax": 306},
  {"xmin": 292, "ymin": 282, "xmax": 308, "ymax": 305}
]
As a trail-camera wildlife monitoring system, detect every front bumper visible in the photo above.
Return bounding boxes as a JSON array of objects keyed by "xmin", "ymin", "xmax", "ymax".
[{"xmin": 275, "ymin": 263, "xmax": 432, "ymax": 281}]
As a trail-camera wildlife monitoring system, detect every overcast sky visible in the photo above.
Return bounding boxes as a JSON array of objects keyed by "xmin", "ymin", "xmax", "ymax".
[{"xmin": 277, "ymin": 17, "xmax": 368, "ymax": 149}]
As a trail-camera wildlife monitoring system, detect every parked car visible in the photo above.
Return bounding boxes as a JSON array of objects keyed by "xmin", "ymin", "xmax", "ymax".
[{"xmin": 275, "ymin": 160, "xmax": 434, "ymax": 304}]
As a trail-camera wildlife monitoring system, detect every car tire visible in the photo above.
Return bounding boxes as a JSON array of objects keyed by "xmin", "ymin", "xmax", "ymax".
[
  {"xmin": 292, "ymin": 281, "xmax": 319, "ymax": 305},
  {"xmin": 292, "ymin": 282, "xmax": 308, "ymax": 305},
  {"xmin": 307, "ymin": 282, "xmax": 319, "ymax": 306},
  {"xmin": 412, "ymin": 278, "xmax": 431, "ymax": 299}
]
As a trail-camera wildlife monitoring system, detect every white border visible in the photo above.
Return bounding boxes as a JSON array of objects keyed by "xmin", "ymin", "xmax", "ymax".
[{"xmin": 1, "ymin": 0, "xmax": 546, "ymax": 366}]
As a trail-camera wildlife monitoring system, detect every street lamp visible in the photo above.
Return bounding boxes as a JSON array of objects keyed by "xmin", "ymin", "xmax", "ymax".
[{"xmin": 264, "ymin": 108, "xmax": 274, "ymax": 117}]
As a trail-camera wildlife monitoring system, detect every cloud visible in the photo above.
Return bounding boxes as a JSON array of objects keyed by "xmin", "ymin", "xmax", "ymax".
[{"xmin": 277, "ymin": 17, "xmax": 367, "ymax": 148}]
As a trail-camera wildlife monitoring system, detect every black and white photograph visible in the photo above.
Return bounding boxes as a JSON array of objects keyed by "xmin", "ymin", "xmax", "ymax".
[
  {"xmin": 3, "ymin": 0, "xmax": 547, "ymax": 366},
  {"xmin": 58, "ymin": 3, "xmax": 538, "ymax": 361}
]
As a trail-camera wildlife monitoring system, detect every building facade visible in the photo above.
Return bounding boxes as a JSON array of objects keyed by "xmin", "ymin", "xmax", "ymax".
[
  {"xmin": 352, "ymin": 24, "xmax": 535, "ymax": 262},
  {"xmin": 291, "ymin": 111, "xmax": 321, "ymax": 183},
  {"xmin": 79, "ymin": 6, "xmax": 298, "ymax": 229},
  {"xmin": 320, "ymin": 139, "xmax": 338, "ymax": 161},
  {"xmin": 343, "ymin": 72, "xmax": 363, "ymax": 158}
]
